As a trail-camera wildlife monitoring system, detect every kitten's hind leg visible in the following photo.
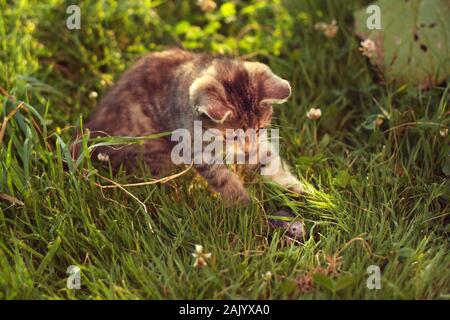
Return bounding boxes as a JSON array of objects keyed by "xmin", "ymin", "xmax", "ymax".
[{"xmin": 195, "ymin": 164, "xmax": 250, "ymax": 204}]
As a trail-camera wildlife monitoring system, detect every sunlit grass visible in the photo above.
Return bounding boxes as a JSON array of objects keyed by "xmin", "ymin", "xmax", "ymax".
[{"xmin": 0, "ymin": 0, "xmax": 449, "ymax": 299}]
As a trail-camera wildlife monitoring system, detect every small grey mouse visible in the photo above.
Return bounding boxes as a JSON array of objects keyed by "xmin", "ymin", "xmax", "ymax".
[{"xmin": 267, "ymin": 210, "xmax": 305, "ymax": 241}]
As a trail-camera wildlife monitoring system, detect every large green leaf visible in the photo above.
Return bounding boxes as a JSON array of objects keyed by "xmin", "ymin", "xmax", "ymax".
[{"xmin": 355, "ymin": 0, "xmax": 450, "ymax": 88}]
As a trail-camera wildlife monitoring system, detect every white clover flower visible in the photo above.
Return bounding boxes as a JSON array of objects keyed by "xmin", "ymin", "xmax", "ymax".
[
  {"xmin": 440, "ymin": 128, "xmax": 448, "ymax": 137},
  {"xmin": 306, "ymin": 108, "xmax": 322, "ymax": 120},
  {"xmin": 192, "ymin": 244, "xmax": 212, "ymax": 268},
  {"xmin": 314, "ymin": 22, "xmax": 327, "ymax": 31},
  {"xmin": 359, "ymin": 39, "xmax": 376, "ymax": 58},
  {"xmin": 88, "ymin": 91, "xmax": 98, "ymax": 99},
  {"xmin": 97, "ymin": 153, "xmax": 109, "ymax": 162},
  {"xmin": 262, "ymin": 271, "xmax": 273, "ymax": 281},
  {"xmin": 197, "ymin": 0, "xmax": 216, "ymax": 12},
  {"xmin": 314, "ymin": 20, "xmax": 338, "ymax": 39}
]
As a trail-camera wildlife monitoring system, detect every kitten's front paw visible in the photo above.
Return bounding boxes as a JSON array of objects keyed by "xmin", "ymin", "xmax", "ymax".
[
  {"xmin": 287, "ymin": 182, "xmax": 305, "ymax": 195},
  {"xmin": 271, "ymin": 173, "xmax": 305, "ymax": 195}
]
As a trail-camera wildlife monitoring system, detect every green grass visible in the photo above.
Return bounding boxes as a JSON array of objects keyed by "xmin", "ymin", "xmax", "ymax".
[{"xmin": 0, "ymin": 0, "xmax": 449, "ymax": 299}]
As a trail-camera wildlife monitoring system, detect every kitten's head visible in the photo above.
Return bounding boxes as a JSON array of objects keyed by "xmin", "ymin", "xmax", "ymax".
[{"xmin": 189, "ymin": 59, "xmax": 291, "ymax": 132}]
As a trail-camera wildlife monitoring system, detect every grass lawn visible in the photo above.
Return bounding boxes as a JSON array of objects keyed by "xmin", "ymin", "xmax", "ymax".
[{"xmin": 0, "ymin": 0, "xmax": 449, "ymax": 299}]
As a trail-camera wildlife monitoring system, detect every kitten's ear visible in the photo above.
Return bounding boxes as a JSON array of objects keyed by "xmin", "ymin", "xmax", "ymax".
[
  {"xmin": 196, "ymin": 105, "xmax": 232, "ymax": 123},
  {"xmin": 189, "ymin": 75, "xmax": 233, "ymax": 123},
  {"xmin": 244, "ymin": 62, "xmax": 291, "ymax": 105}
]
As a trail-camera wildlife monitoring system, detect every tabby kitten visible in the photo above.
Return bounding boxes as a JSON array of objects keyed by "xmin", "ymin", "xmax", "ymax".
[{"xmin": 73, "ymin": 49, "xmax": 303, "ymax": 204}]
